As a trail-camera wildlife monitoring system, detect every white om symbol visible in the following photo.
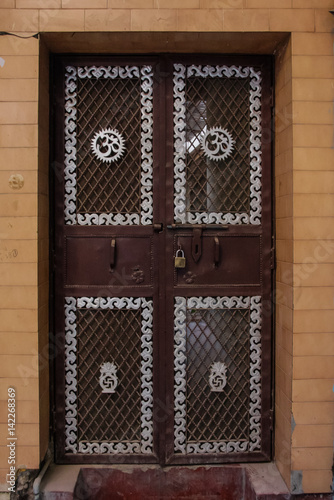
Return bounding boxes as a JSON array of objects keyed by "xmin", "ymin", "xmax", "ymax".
[
  {"xmin": 91, "ymin": 128, "xmax": 126, "ymax": 163},
  {"xmin": 201, "ymin": 127, "xmax": 235, "ymax": 161}
]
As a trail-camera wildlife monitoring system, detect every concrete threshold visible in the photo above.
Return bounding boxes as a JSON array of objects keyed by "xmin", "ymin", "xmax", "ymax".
[{"xmin": 39, "ymin": 463, "xmax": 331, "ymax": 500}]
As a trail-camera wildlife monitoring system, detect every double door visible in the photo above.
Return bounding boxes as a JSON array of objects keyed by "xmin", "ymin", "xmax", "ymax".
[{"xmin": 53, "ymin": 55, "xmax": 273, "ymax": 464}]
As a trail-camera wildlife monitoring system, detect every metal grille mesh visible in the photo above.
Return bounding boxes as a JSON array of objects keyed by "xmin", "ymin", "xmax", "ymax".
[
  {"xmin": 185, "ymin": 77, "xmax": 250, "ymax": 214},
  {"xmin": 76, "ymin": 308, "xmax": 142, "ymax": 443},
  {"xmin": 76, "ymin": 77, "xmax": 141, "ymax": 215},
  {"xmin": 186, "ymin": 308, "xmax": 250, "ymax": 442}
]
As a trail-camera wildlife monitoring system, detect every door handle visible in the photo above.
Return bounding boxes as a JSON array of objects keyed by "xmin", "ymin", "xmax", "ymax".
[
  {"xmin": 110, "ymin": 238, "xmax": 116, "ymax": 271},
  {"xmin": 214, "ymin": 237, "xmax": 220, "ymax": 267}
]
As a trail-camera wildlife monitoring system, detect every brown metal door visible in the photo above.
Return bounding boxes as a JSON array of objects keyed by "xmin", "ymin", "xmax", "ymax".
[{"xmin": 52, "ymin": 55, "xmax": 273, "ymax": 465}]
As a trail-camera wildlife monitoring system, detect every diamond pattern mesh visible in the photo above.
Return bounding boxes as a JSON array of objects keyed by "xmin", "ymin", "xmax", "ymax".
[
  {"xmin": 76, "ymin": 308, "xmax": 142, "ymax": 443},
  {"xmin": 76, "ymin": 76, "xmax": 141, "ymax": 215},
  {"xmin": 185, "ymin": 77, "xmax": 250, "ymax": 214},
  {"xmin": 186, "ymin": 308, "xmax": 250, "ymax": 442}
]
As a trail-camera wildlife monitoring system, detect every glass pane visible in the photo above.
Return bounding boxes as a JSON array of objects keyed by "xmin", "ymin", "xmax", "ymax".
[
  {"xmin": 185, "ymin": 77, "xmax": 250, "ymax": 215},
  {"xmin": 173, "ymin": 65, "xmax": 262, "ymax": 225},
  {"xmin": 186, "ymin": 307, "xmax": 250, "ymax": 442}
]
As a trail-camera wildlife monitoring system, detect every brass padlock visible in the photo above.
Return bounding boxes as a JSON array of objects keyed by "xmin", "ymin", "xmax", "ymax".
[{"xmin": 174, "ymin": 249, "xmax": 186, "ymax": 268}]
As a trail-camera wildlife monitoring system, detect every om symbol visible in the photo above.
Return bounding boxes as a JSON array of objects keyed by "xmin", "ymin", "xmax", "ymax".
[
  {"xmin": 91, "ymin": 128, "xmax": 126, "ymax": 163},
  {"xmin": 201, "ymin": 127, "xmax": 235, "ymax": 161}
]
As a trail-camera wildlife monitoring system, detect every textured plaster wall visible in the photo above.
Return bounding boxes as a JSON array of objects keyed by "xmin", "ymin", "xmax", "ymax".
[{"xmin": 0, "ymin": 0, "xmax": 333, "ymax": 495}]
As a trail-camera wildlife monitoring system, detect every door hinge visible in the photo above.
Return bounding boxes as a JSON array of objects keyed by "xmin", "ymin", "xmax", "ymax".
[
  {"xmin": 269, "ymin": 409, "xmax": 274, "ymax": 431},
  {"xmin": 50, "ymin": 248, "xmax": 56, "ymax": 272},
  {"xmin": 51, "ymin": 408, "xmax": 57, "ymax": 433},
  {"xmin": 270, "ymin": 86, "xmax": 274, "ymax": 108},
  {"xmin": 270, "ymin": 247, "xmax": 276, "ymax": 270}
]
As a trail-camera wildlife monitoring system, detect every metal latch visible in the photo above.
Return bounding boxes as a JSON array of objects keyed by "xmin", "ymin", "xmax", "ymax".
[
  {"xmin": 110, "ymin": 238, "xmax": 116, "ymax": 270},
  {"xmin": 192, "ymin": 226, "xmax": 203, "ymax": 263}
]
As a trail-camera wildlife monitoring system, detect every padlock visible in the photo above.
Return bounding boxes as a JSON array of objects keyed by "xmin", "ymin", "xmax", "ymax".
[{"xmin": 174, "ymin": 249, "xmax": 186, "ymax": 268}]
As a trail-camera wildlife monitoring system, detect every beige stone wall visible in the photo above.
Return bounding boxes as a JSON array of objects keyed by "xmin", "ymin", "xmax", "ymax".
[
  {"xmin": 0, "ymin": 0, "xmax": 333, "ymax": 494},
  {"xmin": 275, "ymin": 36, "xmax": 294, "ymax": 488},
  {"xmin": 274, "ymin": 23, "xmax": 334, "ymax": 493},
  {"xmin": 290, "ymin": 28, "xmax": 334, "ymax": 494},
  {"xmin": 0, "ymin": 32, "xmax": 40, "ymax": 487}
]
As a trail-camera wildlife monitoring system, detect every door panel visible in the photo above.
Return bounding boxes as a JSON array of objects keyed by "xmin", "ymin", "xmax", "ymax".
[
  {"xmin": 172, "ymin": 63, "xmax": 262, "ymax": 225},
  {"xmin": 54, "ymin": 57, "xmax": 159, "ymax": 464},
  {"xmin": 53, "ymin": 55, "xmax": 273, "ymax": 464},
  {"xmin": 64, "ymin": 64, "xmax": 153, "ymax": 226},
  {"xmin": 173, "ymin": 234, "xmax": 261, "ymax": 287},
  {"xmin": 65, "ymin": 236, "xmax": 153, "ymax": 287},
  {"xmin": 64, "ymin": 297, "xmax": 153, "ymax": 455},
  {"xmin": 165, "ymin": 56, "xmax": 272, "ymax": 464},
  {"xmin": 173, "ymin": 296, "xmax": 261, "ymax": 455}
]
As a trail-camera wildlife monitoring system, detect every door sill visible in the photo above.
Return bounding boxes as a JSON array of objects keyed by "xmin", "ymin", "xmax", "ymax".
[{"xmin": 39, "ymin": 462, "xmax": 294, "ymax": 499}]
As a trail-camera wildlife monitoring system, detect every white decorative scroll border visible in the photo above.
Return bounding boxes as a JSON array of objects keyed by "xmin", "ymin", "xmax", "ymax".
[
  {"xmin": 64, "ymin": 65, "xmax": 153, "ymax": 226},
  {"xmin": 173, "ymin": 64, "xmax": 262, "ymax": 225},
  {"xmin": 64, "ymin": 297, "xmax": 154, "ymax": 454},
  {"xmin": 64, "ymin": 297, "xmax": 78, "ymax": 452},
  {"xmin": 173, "ymin": 296, "xmax": 262, "ymax": 454}
]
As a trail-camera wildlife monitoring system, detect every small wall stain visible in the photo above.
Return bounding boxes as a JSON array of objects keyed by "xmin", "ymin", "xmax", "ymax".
[
  {"xmin": 290, "ymin": 470, "xmax": 303, "ymax": 495},
  {"xmin": 0, "ymin": 248, "xmax": 18, "ymax": 262},
  {"xmin": 291, "ymin": 413, "xmax": 296, "ymax": 434},
  {"xmin": 9, "ymin": 174, "xmax": 24, "ymax": 190}
]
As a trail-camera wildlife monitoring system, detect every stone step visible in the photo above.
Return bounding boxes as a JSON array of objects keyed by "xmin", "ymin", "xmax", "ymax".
[{"xmin": 39, "ymin": 463, "xmax": 332, "ymax": 500}]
